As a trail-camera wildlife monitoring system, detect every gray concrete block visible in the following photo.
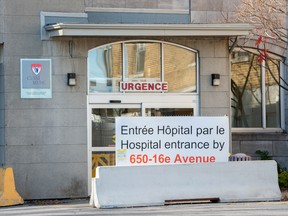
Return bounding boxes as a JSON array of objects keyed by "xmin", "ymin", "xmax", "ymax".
[
  {"xmin": 223, "ymin": 0, "xmax": 239, "ymax": 12},
  {"xmin": 42, "ymin": 40, "xmax": 70, "ymax": 58},
  {"xmin": 0, "ymin": 1, "xmax": 3, "ymax": 16},
  {"xmin": 0, "ymin": 109, "xmax": 4, "ymax": 128},
  {"xmin": 91, "ymin": 161, "xmax": 281, "ymax": 208},
  {"xmin": 4, "ymin": 75, "xmax": 19, "ymax": 93},
  {"xmin": 52, "ymin": 57, "xmax": 87, "ymax": 75},
  {"xmin": 3, "ymin": 34, "xmax": 42, "ymax": 57},
  {"xmin": 5, "ymin": 108, "xmax": 86, "ymax": 127},
  {"xmin": 191, "ymin": 0, "xmax": 224, "ymax": 11},
  {"xmin": 201, "ymin": 92, "xmax": 230, "ymax": 108},
  {"xmin": 4, "ymin": 15, "xmax": 40, "ymax": 34},
  {"xmin": 125, "ymin": 0, "xmax": 158, "ymax": 9},
  {"xmin": 240, "ymin": 141, "xmax": 273, "ymax": 157},
  {"xmin": 0, "ymin": 128, "xmax": 4, "ymax": 145},
  {"xmin": 0, "ymin": 145, "xmax": 4, "ymax": 165},
  {"xmin": 4, "ymin": 0, "xmax": 84, "ymax": 16},
  {"xmin": 86, "ymin": 0, "xmax": 189, "ymax": 10},
  {"xmin": 10, "ymin": 162, "xmax": 88, "ymax": 199},
  {"xmin": 191, "ymin": 11, "xmax": 208, "ymax": 23},
  {"xmin": 1, "ymin": 57, "xmax": 20, "ymax": 75},
  {"xmin": 200, "ymin": 107, "xmax": 230, "ymax": 116},
  {"xmin": 273, "ymin": 156, "xmax": 288, "ymax": 169},
  {"xmin": 86, "ymin": 0, "xmax": 126, "ymax": 8},
  {"xmin": 194, "ymin": 40, "xmax": 215, "ymax": 57},
  {"xmin": 200, "ymin": 58, "xmax": 229, "ymax": 75},
  {"xmin": 0, "ymin": 76, "xmax": 4, "ymax": 92},
  {"xmin": 232, "ymin": 133, "xmax": 288, "ymax": 142},
  {"xmin": 206, "ymin": 11, "xmax": 227, "ymax": 23},
  {"xmin": 0, "ymin": 20, "xmax": 3, "ymax": 34},
  {"xmin": 6, "ymin": 126, "xmax": 86, "ymax": 146},
  {"xmin": 273, "ymin": 141, "xmax": 288, "ymax": 157},
  {"xmin": 0, "ymin": 63, "xmax": 3, "ymax": 76},
  {"xmin": 6, "ymin": 144, "xmax": 87, "ymax": 164},
  {"xmin": 231, "ymin": 140, "xmax": 241, "ymax": 154},
  {"xmin": 158, "ymin": 0, "xmax": 189, "ymax": 9},
  {"xmin": 42, "ymin": 39, "xmax": 89, "ymax": 58},
  {"xmin": 3, "ymin": 0, "xmax": 40, "ymax": 15},
  {"xmin": 200, "ymin": 74, "xmax": 230, "ymax": 92},
  {"xmin": 52, "ymin": 75, "xmax": 87, "ymax": 92},
  {"xmin": 6, "ymin": 92, "xmax": 86, "ymax": 109},
  {"xmin": 215, "ymin": 39, "xmax": 229, "ymax": 57}
]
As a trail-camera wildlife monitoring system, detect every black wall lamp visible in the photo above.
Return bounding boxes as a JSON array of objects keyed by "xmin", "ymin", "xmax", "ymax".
[
  {"xmin": 211, "ymin": 74, "xmax": 220, "ymax": 86},
  {"xmin": 67, "ymin": 73, "xmax": 76, "ymax": 86}
]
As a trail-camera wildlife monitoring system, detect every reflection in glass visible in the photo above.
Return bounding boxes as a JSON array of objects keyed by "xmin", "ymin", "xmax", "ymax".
[
  {"xmin": 231, "ymin": 53, "xmax": 262, "ymax": 127},
  {"xmin": 92, "ymin": 151, "xmax": 115, "ymax": 177},
  {"xmin": 231, "ymin": 52, "xmax": 280, "ymax": 128},
  {"xmin": 164, "ymin": 44, "xmax": 197, "ymax": 93},
  {"xmin": 266, "ymin": 59, "xmax": 280, "ymax": 127},
  {"xmin": 88, "ymin": 41, "xmax": 198, "ymax": 93},
  {"xmin": 145, "ymin": 108, "xmax": 194, "ymax": 116},
  {"xmin": 88, "ymin": 44, "xmax": 122, "ymax": 92},
  {"xmin": 91, "ymin": 108, "xmax": 141, "ymax": 147},
  {"xmin": 124, "ymin": 43, "xmax": 161, "ymax": 82}
]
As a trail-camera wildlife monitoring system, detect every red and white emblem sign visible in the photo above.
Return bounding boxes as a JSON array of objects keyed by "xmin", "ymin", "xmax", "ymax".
[{"xmin": 31, "ymin": 64, "xmax": 42, "ymax": 75}]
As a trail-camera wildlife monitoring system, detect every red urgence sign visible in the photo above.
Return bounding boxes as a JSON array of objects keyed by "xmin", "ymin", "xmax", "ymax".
[{"xmin": 120, "ymin": 82, "xmax": 168, "ymax": 92}]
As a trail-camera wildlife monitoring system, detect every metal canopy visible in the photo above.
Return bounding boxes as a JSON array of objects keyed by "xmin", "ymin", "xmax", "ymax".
[{"xmin": 44, "ymin": 23, "xmax": 253, "ymax": 38}]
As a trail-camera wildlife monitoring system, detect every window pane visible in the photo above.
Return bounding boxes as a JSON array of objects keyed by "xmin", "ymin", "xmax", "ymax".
[
  {"xmin": 266, "ymin": 59, "xmax": 280, "ymax": 127},
  {"xmin": 91, "ymin": 108, "xmax": 141, "ymax": 147},
  {"xmin": 164, "ymin": 44, "xmax": 197, "ymax": 93},
  {"xmin": 88, "ymin": 41, "xmax": 199, "ymax": 94},
  {"xmin": 88, "ymin": 44, "xmax": 122, "ymax": 92},
  {"xmin": 124, "ymin": 43, "xmax": 161, "ymax": 82},
  {"xmin": 92, "ymin": 151, "xmax": 115, "ymax": 177},
  {"xmin": 145, "ymin": 108, "xmax": 194, "ymax": 116},
  {"xmin": 231, "ymin": 53, "xmax": 262, "ymax": 127}
]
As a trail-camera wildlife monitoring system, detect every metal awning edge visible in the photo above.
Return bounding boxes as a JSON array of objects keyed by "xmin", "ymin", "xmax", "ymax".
[{"xmin": 44, "ymin": 23, "xmax": 253, "ymax": 38}]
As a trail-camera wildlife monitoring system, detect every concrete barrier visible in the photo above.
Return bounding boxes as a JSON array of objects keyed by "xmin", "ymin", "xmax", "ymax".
[
  {"xmin": 90, "ymin": 161, "xmax": 281, "ymax": 208},
  {"xmin": 0, "ymin": 167, "xmax": 24, "ymax": 206}
]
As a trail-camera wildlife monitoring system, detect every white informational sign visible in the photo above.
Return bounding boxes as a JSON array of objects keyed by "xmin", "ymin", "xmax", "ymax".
[{"xmin": 116, "ymin": 116, "xmax": 229, "ymax": 166}]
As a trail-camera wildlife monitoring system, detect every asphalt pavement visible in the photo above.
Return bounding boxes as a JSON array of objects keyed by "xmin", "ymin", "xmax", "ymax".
[{"xmin": 1, "ymin": 199, "xmax": 288, "ymax": 216}]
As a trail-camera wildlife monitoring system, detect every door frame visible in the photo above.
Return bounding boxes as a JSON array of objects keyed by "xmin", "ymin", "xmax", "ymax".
[
  {"xmin": 87, "ymin": 94, "xmax": 199, "ymax": 194},
  {"xmin": 87, "ymin": 103, "xmax": 142, "ymax": 192}
]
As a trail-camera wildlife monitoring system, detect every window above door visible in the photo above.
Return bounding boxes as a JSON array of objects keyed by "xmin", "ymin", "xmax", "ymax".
[{"xmin": 88, "ymin": 40, "xmax": 199, "ymax": 94}]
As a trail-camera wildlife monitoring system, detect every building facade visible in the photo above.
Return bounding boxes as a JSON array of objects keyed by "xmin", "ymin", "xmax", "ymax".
[{"xmin": 0, "ymin": 0, "xmax": 286, "ymax": 200}]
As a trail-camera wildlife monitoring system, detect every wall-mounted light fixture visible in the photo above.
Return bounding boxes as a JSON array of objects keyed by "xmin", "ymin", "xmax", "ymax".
[
  {"xmin": 67, "ymin": 73, "xmax": 76, "ymax": 86},
  {"xmin": 211, "ymin": 74, "xmax": 220, "ymax": 86}
]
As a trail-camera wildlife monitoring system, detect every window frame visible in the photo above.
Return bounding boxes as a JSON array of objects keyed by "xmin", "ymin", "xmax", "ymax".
[
  {"xmin": 87, "ymin": 40, "xmax": 199, "ymax": 95},
  {"xmin": 231, "ymin": 50, "xmax": 285, "ymax": 132}
]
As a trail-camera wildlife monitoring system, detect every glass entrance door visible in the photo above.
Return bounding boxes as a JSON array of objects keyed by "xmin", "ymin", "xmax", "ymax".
[
  {"xmin": 142, "ymin": 103, "xmax": 195, "ymax": 117},
  {"xmin": 89, "ymin": 104, "xmax": 141, "ymax": 178},
  {"xmin": 88, "ymin": 103, "xmax": 196, "ymax": 180}
]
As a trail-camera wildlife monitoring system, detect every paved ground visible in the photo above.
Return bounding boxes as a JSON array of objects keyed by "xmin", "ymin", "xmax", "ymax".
[{"xmin": 1, "ymin": 199, "xmax": 288, "ymax": 216}]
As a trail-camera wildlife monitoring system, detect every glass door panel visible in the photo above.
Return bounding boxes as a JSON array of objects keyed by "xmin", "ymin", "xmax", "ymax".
[
  {"xmin": 145, "ymin": 108, "xmax": 194, "ymax": 116},
  {"xmin": 92, "ymin": 108, "xmax": 140, "ymax": 148},
  {"xmin": 90, "ymin": 106, "xmax": 141, "ymax": 177},
  {"xmin": 89, "ymin": 103, "xmax": 196, "ymax": 178},
  {"xmin": 91, "ymin": 151, "xmax": 115, "ymax": 177},
  {"xmin": 143, "ymin": 103, "xmax": 196, "ymax": 117}
]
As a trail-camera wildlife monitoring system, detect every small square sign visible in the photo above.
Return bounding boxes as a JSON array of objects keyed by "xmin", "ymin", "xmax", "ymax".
[{"xmin": 20, "ymin": 59, "xmax": 52, "ymax": 98}]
